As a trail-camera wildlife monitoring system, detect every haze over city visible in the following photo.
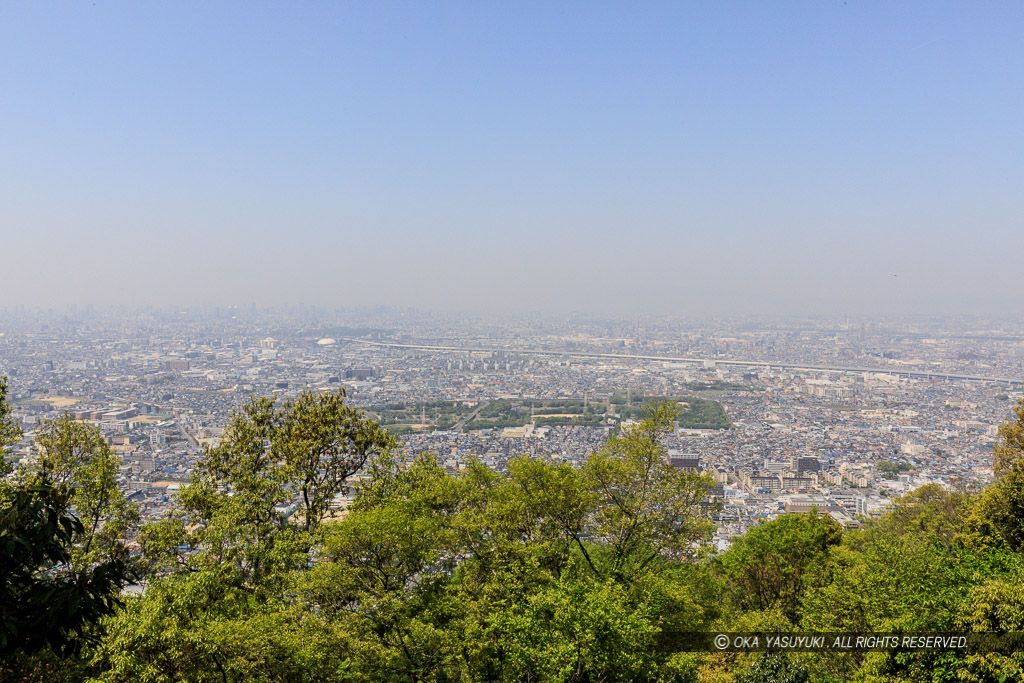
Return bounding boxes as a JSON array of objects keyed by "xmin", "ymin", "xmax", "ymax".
[
  {"xmin": 2, "ymin": 2, "xmax": 1022, "ymax": 314},
  {"xmin": 8, "ymin": 6, "xmax": 1024, "ymax": 677}
]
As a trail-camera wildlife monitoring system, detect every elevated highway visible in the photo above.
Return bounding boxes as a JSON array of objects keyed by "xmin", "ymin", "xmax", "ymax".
[{"xmin": 342, "ymin": 338, "xmax": 1024, "ymax": 388}]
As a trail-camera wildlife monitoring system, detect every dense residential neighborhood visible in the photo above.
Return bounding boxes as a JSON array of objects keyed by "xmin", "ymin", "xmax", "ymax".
[{"xmin": 3, "ymin": 308, "xmax": 1020, "ymax": 551}]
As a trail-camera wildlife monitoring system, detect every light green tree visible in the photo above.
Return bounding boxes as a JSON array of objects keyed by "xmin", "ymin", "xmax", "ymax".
[
  {"xmin": 277, "ymin": 388, "xmax": 397, "ymax": 534},
  {"xmin": 583, "ymin": 401, "xmax": 719, "ymax": 581},
  {"xmin": 29, "ymin": 415, "xmax": 139, "ymax": 571},
  {"xmin": 953, "ymin": 567, "xmax": 1024, "ymax": 683},
  {"xmin": 960, "ymin": 397, "xmax": 1024, "ymax": 553},
  {"xmin": 715, "ymin": 511, "xmax": 841, "ymax": 624},
  {"xmin": 993, "ymin": 394, "xmax": 1024, "ymax": 476},
  {"xmin": 143, "ymin": 388, "xmax": 395, "ymax": 583},
  {"xmin": 98, "ymin": 389, "xmax": 396, "ymax": 681},
  {"xmin": 301, "ymin": 402, "xmax": 720, "ymax": 682}
]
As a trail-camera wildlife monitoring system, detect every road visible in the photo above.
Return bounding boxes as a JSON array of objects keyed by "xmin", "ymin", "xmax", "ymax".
[
  {"xmin": 342, "ymin": 338, "xmax": 1023, "ymax": 387},
  {"xmin": 453, "ymin": 401, "xmax": 488, "ymax": 432}
]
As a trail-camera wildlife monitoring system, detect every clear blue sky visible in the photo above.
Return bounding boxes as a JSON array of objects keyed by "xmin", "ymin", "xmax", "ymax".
[{"xmin": 2, "ymin": 2, "xmax": 1022, "ymax": 315}]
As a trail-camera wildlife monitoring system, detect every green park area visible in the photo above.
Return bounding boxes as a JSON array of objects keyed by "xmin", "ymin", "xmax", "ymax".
[{"xmin": 371, "ymin": 393, "xmax": 732, "ymax": 434}]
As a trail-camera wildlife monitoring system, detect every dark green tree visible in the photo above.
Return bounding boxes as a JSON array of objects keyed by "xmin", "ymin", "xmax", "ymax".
[
  {"xmin": 0, "ymin": 484, "xmax": 131, "ymax": 658},
  {"xmin": 0, "ymin": 375, "xmax": 21, "ymax": 478},
  {"xmin": 0, "ymin": 381, "xmax": 132, "ymax": 661}
]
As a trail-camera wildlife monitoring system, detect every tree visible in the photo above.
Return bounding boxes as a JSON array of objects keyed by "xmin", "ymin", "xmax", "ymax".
[
  {"xmin": 167, "ymin": 395, "xmax": 298, "ymax": 583},
  {"xmin": 0, "ymin": 386, "xmax": 133, "ymax": 661},
  {"xmin": 88, "ymin": 570, "xmax": 352, "ymax": 683},
  {"xmin": 861, "ymin": 483, "xmax": 971, "ymax": 550},
  {"xmin": 489, "ymin": 576, "xmax": 661, "ymax": 682},
  {"xmin": 994, "ymin": 394, "xmax": 1024, "ymax": 477},
  {"xmin": 715, "ymin": 511, "xmax": 841, "ymax": 624},
  {"xmin": 735, "ymin": 652, "xmax": 810, "ymax": 683},
  {"xmin": 298, "ymin": 403, "xmax": 720, "ymax": 682},
  {"xmin": 102, "ymin": 389, "xmax": 397, "ymax": 681},
  {"xmin": 582, "ymin": 401, "xmax": 718, "ymax": 581},
  {"xmin": 962, "ymin": 397, "xmax": 1024, "ymax": 552},
  {"xmin": 960, "ymin": 460, "xmax": 1024, "ymax": 553},
  {"xmin": 145, "ymin": 389, "xmax": 395, "ymax": 585},
  {"xmin": 0, "ymin": 375, "xmax": 22, "ymax": 477},
  {"xmin": 798, "ymin": 503, "xmax": 1020, "ymax": 683},
  {"xmin": 953, "ymin": 567, "xmax": 1024, "ymax": 683},
  {"xmin": 277, "ymin": 388, "xmax": 397, "ymax": 534},
  {"xmin": 28, "ymin": 414, "xmax": 139, "ymax": 572},
  {"xmin": 0, "ymin": 484, "xmax": 131, "ymax": 659}
]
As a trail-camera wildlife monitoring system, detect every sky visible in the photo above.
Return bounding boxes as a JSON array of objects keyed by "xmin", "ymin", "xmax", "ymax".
[{"xmin": 1, "ymin": 2, "xmax": 1022, "ymax": 316}]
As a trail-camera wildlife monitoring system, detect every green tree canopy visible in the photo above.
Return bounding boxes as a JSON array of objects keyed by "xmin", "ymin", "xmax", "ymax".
[
  {"xmin": 0, "ymin": 375, "xmax": 22, "ymax": 477},
  {"xmin": 994, "ymin": 395, "xmax": 1024, "ymax": 476},
  {"xmin": 27, "ymin": 415, "xmax": 139, "ymax": 572},
  {"xmin": 714, "ymin": 510, "xmax": 842, "ymax": 624},
  {"xmin": 0, "ymin": 387, "xmax": 132, "ymax": 662}
]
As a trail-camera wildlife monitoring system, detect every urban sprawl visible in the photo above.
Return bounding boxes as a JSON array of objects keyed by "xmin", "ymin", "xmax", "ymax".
[{"xmin": 2, "ymin": 307, "xmax": 1021, "ymax": 553}]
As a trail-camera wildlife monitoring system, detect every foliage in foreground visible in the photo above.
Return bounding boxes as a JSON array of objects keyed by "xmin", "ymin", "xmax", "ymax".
[
  {"xmin": 5, "ymin": 388, "xmax": 1024, "ymax": 682},
  {"xmin": 0, "ymin": 377, "xmax": 136, "ymax": 670}
]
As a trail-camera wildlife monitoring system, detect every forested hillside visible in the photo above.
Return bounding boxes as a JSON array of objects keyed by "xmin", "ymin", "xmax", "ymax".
[{"xmin": 3, "ymin": 379, "xmax": 1024, "ymax": 682}]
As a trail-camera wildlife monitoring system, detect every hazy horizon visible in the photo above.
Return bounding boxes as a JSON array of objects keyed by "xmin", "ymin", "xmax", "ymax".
[{"xmin": 2, "ymin": 3, "xmax": 1022, "ymax": 316}]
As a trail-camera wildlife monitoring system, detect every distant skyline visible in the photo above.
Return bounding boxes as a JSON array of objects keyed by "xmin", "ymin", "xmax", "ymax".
[{"xmin": 2, "ymin": 2, "xmax": 1022, "ymax": 315}]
